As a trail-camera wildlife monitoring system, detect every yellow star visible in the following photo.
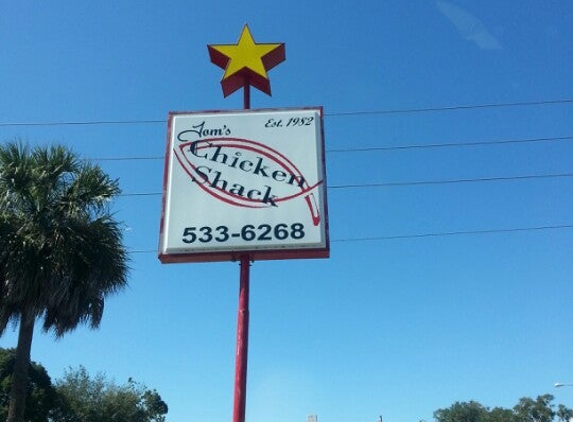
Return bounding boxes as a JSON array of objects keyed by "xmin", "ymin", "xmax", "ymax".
[{"xmin": 208, "ymin": 25, "xmax": 286, "ymax": 97}]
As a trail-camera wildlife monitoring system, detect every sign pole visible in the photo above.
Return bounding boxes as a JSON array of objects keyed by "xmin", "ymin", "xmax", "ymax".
[
  {"xmin": 233, "ymin": 80, "xmax": 251, "ymax": 422},
  {"xmin": 233, "ymin": 254, "xmax": 250, "ymax": 422},
  {"xmin": 161, "ymin": 24, "xmax": 328, "ymax": 422},
  {"xmin": 205, "ymin": 24, "xmax": 287, "ymax": 422},
  {"xmin": 243, "ymin": 80, "xmax": 251, "ymax": 110}
]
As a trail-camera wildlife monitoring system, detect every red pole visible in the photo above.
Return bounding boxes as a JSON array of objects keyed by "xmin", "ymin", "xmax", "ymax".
[
  {"xmin": 233, "ymin": 80, "xmax": 251, "ymax": 422},
  {"xmin": 233, "ymin": 255, "xmax": 250, "ymax": 422},
  {"xmin": 243, "ymin": 82, "xmax": 251, "ymax": 110}
]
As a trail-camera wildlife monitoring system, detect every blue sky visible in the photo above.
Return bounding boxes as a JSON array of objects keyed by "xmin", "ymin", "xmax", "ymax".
[{"xmin": 1, "ymin": 2, "xmax": 572, "ymax": 422}]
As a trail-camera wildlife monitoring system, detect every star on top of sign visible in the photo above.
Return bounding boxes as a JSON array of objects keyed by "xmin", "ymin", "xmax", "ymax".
[{"xmin": 208, "ymin": 24, "xmax": 286, "ymax": 98}]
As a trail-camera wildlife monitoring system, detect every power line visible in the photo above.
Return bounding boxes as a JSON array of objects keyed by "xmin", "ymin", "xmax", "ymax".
[
  {"xmin": 120, "ymin": 192, "xmax": 161, "ymax": 197},
  {"xmin": 0, "ymin": 119, "xmax": 164, "ymax": 128},
  {"xmin": 1, "ymin": 98, "xmax": 572, "ymax": 128},
  {"xmin": 326, "ymin": 98, "xmax": 573, "ymax": 117},
  {"xmin": 92, "ymin": 156, "xmax": 164, "ymax": 161},
  {"xmin": 127, "ymin": 223, "xmax": 573, "ymax": 253},
  {"xmin": 118, "ymin": 172, "xmax": 573, "ymax": 197},
  {"xmin": 329, "ymin": 172, "xmax": 573, "ymax": 190},
  {"xmin": 327, "ymin": 135, "xmax": 573, "ymax": 154},
  {"xmin": 87, "ymin": 134, "xmax": 573, "ymax": 162},
  {"xmin": 331, "ymin": 224, "xmax": 573, "ymax": 242}
]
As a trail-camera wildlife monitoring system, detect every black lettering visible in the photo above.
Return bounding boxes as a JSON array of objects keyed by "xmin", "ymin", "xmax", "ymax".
[
  {"xmin": 210, "ymin": 145, "xmax": 228, "ymax": 164},
  {"xmin": 228, "ymin": 152, "xmax": 242, "ymax": 168},
  {"xmin": 239, "ymin": 160, "xmax": 253, "ymax": 171},
  {"xmin": 228, "ymin": 184, "xmax": 246, "ymax": 197},
  {"xmin": 210, "ymin": 171, "xmax": 227, "ymax": 190},
  {"xmin": 247, "ymin": 189, "xmax": 262, "ymax": 200},
  {"xmin": 180, "ymin": 121, "xmax": 232, "ymax": 139},
  {"xmin": 193, "ymin": 166, "xmax": 210, "ymax": 184},
  {"xmin": 190, "ymin": 121, "xmax": 206, "ymax": 137},
  {"xmin": 185, "ymin": 142, "xmax": 316, "ymax": 202},
  {"xmin": 189, "ymin": 141, "xmax": 208, "ymax": 158},
  {"xmin": 253, "ymin": 157, "xmax": 270, "ymax": 177},
  {"xmin": 287, "ymin": 174, "xmax": 306, "ymax": 188},
  {"xmin": 261, "ymin": 185, "xmax": 278, "ymax": 207},
  {"xmin": 272, "ymin": 170, "xmax": 287, "ymax": 182}
]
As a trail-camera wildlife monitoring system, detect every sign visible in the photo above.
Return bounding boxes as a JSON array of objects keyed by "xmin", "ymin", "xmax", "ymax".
[{"xmin": 158, "ymin": 107, "xmax": 329, "ymax": 263}]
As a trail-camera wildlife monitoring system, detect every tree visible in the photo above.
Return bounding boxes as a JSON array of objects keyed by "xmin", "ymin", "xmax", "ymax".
[
  {"xmin": 484, "ymin": 407, "xmax": 515, "ymax": 422},
  {"xmin": 513, "ymin": 395, "xmax": 556, "ymax": 422},
  {"xmin": 0, "ymin": 142, "xmax": 129, "ymax": 422},
  {"xmin": 55, "ymin": 366, "xmax": 168, "ymax": 422},
  {"xmin": 434, "ymin": 401, "xmax": 490, "ymax": 422},
  {"xmin": 434, "ymin": 395, "xmax": 573, "ymax": 422},
  {"xmin": 556, "ymin": 404, "xmax": 573, "ymax": 422},
  {"xmin": 0, "ymin": 349, "xmax": 168, "ymax": 422},
  {"xmin": 0, "ymin": 348, "xmax": 62, "ymax": 422}
]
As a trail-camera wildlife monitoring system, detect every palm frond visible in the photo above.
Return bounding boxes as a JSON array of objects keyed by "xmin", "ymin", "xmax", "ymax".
[{"xmin": 0, "ymin": 140, "xmax": 129, "ymax": 338}]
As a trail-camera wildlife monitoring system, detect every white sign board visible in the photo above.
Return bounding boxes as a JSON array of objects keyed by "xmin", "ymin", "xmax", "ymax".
[{"xmin": 158, "ymin": 107, "xmax": 329, "ymax": 263}]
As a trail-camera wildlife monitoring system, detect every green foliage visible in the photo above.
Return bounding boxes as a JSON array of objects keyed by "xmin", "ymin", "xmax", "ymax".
[
  {"xmin": 434, "ymin": 395, "xmax": 573, "ymax": 422},
  {"xmin": 0, "ymin": 141, "xmax": 129, "ymax": 337},
  {"xmin": 0, "ymin": 141, "xmax": 129, "ymax": 421},
  {"xmin": 484, "ymin": 407, "xmax": 515, "ymax": 422},
  {"xmin": 55, "ymin": 366, "xmax": 168, "ymax": 422},
  {"xmin": 434, "ymin": 401, "xmax": 489, "ymax": 422},
  {"xmin": 513, "ymin": 395, "xmax": 556, "ymax": 422},
  {"xmin": 0, "ymin": 348, "xmax": 62, "ymax": 422},
  {"xmin": 0, "ymin": 349, "xmax": 168, "ymax": 422},
  {"xmin": 557, "ymin": 405, "xmax": 573, "ymax": 422}
]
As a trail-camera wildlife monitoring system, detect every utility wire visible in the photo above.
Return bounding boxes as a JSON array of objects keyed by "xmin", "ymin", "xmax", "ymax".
[
  {"xmin": 326, "ymin": 135, "xmax": 573, "ymax": 154},
  {"xmin": 0, "ymin": 119, "xmax": 164, "ymax": 128},
  {"xmin": 93, "ymin": 156, "xmax": 164, "ymax": 161},
  {"xmin": 128, "ymin": 223, "xmax": 573, "ymax": 254},
  {"xmin": 1, "ymin": 98, "xmax": 572, "ymax": 127},
  {"xmin": 327, "ymin": 98, "xmax": 573, "ymax": 117},
  {"xmin": 87, "ymin": 134, "xmax": 573, "ymax": 162},
  {"xmin": 331, "ymin": 224, "xmax": 573, "ymax": 242},
  {"xmin": 118, "ymin": 172, "xmax": 573, "ymax": 197},
  {"xmin": 329, "ymin": 172, "xmax": 573, "ymax": 190}
]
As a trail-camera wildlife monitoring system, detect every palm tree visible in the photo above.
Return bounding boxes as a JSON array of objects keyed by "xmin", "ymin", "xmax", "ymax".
[{"xmin": 0, "ymin": 141, "xmax": 129, "ymax": 422}]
